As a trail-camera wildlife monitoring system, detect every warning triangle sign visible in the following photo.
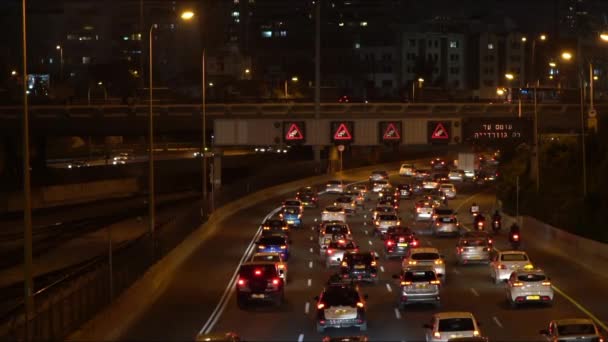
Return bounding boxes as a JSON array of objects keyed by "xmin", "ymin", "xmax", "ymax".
[
  {"xmin": 383, "ymin": 123, "xmax": 401, "ymax": 140},
  {"xmin": 431, "ymin": 122, "xmax": 449, "ymax": 139},
  {"xmin": 285, "ymin": 123, "xmax": 304, "ymax": 140},
  {"xmin": 334, "ymin": 123, "xmax": 352, "ymax": 140}
]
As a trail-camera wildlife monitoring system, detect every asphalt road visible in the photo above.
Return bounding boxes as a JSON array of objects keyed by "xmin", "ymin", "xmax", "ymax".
[{"xmin": 121, "ymin": 172, "xmax": 608, "ymax": 342}]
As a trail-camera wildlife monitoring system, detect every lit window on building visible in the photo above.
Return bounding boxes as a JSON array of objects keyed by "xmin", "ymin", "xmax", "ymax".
[
  {"xmin": 279, "ymin": 30, "xmax": 287, "ymax": 37},
  {"xmin": 449, "ymin": 41, "xmax": 458, "ymax": 48},
  {"xmin": 123, "ymin": 36, "xmax": 129, "ymax": 41},
  {"xmin": 354, "ymin": 43, "xmax": 360, "ymax": 49},
  {"xmin": 49, "ymin": 58, "xmax": 54, "ymax": 64},
  {"xmin": 262, "ymin": 30, "xmax": 272, "ymax": 38},
  {"xmin": 82, "ymin": 56, "xmax": 91, "ymax": 64},
  {"xmin": 488, "ymin": 43, "xmax": 494, "ymax": 50},
  {"xmin": 360, "ymin": 21, "xmax": 367, "ymax": 27},
  {"xmin": 232, "ymin": 11, "xmax": 240, "ymax": 17},
  {"xmin": 67, "ymin": 34, "xmax": 77, "ymax": 40}
]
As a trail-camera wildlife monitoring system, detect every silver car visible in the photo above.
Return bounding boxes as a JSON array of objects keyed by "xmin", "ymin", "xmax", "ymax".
[
  {"xmin": 433, "ymin": 216, "xmax": 460, "ymax": 236},
  {"xmin": 374, "ymin": 214, "xmax": 400, "ymax": 237},
  {"xmin": 325, "ymin": 240, "xmax": 358, "ymax": 268},
  {"xmin": 403, "ymin": 247, "xmax": 446, "ymax": 282},
  {"xmin": 415, "ymin": 201, "xmax": 434, "ymax": 221},
  {"xmin": 394, "ymin": 265, "xmax": 441, "ymax": 309},
  {"xmin": 334, "ymin": 196, "xmax": 356, "ymax": 214},
  {"xmin": 326, "ymin": 180, "xmax": 345, "ymax": 194},
  {"xmin": 456, "ymin": 238, "xmax": 491, "ymax": 264},
  {"xmin": 369, "ymin": 170, "xmax": 389, "ymax": 182},
  {"xmin": 439, "ymin": 183, "xmax": 457, "ymax": 199},
  {"xmin": 321, "ymin": 206, "xmax": 346, "ymax": 223},
  {"xmin": 448, "ymin": 170, "xmax": 465, "ymax": 182},
  {"xmin": 372, "ymin": 180, "xmax": 390, "ymax": 193},
  {"xmin": 490, "ymin": 250, "xmax": 533, "ymax": 284},
  {"xmin": 540, "ymin": 318, "xmax": 605, "ymax": 342}
]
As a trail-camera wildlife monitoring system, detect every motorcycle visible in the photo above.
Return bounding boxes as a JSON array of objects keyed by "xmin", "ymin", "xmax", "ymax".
[
  {"xmin": 475, "ymin": 219, "xmax": 485, "ymax": 231},
  {"xmin": 509, "ymin": 233, "xmax": 521, "ymax": 249},
  {"xmin": 492, "ymin": 219, "xmax": 501, "ymax": 233}
]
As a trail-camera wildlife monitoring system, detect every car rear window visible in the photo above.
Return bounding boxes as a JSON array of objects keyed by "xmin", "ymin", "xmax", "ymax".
[
  {"xmin": 439, "ymin": 217, "xmax": 456, "ymax": 223},
  {"xmin": 460, "ymin": 239, "xmax": 487, "ymax": 246},
  {"xmin": 251, "ymin": 254, "xmax": 280, "ymax": 262},
  {"xmin": 435, "ymin": 209, "xmax": 453, "ymax": 215},
  {"xmin": 438, "ymin": 318, "xmax": 475, "ymax": 332},
  {"xmin": 325, "ymin": 207, "xmax": 342, "ymax": 212},
  {"xmin": 323, "ymin": 287, "xmax": 359, "ymax": 306},
  {"xmin": 557, "ymin": 324, "xmax": 596, "ymax": 336},
  {"xmin": 501, "ymin": 253, "xmax": 528, "ymax": 261},
  {"xmin": 402, "ymin": 164, "xmax": 413, "ymax": 168},
  {"xmin": 517, "ymin": 273, "xmax": 546, "ymax": 282},
  {"xmin": 328, "ymin": 180, "xmax": 342, "ymax": 185},
  {"xmin": 404, "ymin": 270, "xmax": 436, "ymax": 282},
  {"xmin": 325, "ymin": 225, "xmax": 348, "ymax": 234},
  {"xmin": 379, "ymin": 215, "xmax": 398, "ymax": 221},
  {"xmin": 239, "ymin": 264, "xmax": 278, "ymax": 278},
  {"xmin": 284, "ymin": 207, "xmax": 299, "ymax": 214},
  {"xmin": 347, "ymin": 253, "xmax": 373, "ymax": 264},
  {"xmin": 412, "ymin": 252, "xmax": 440, "ymax": 260},
  {"xmin": 258, "ymin": 236, "xmax": 287, "ymax": 245},
  {"xmin": 265, "ymin": 220, "xmax": 284, "ymax": 227},
  {"xmin": 284, "ymin": 201, "xmax": 300, "ymax": 206},
  {"xmin": 328, "ymin": 241, "xmax": 356, "ymax": 249},
  {"xmin": 440, "ymin": 184, "xmax": 453, "ymax": 189}
]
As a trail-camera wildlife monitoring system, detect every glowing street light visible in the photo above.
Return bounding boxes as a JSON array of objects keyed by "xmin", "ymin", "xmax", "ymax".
[
  {"xmin": 521, "ymin": 37, "xmax": 527, "ymax": 42},
  {"xmin": 291, "ymin": 76, "xmax": 299, "ymax": 82},
  {"xmin": 593, "ymin": 75, "xmax": 599, "ymax": 81},
  {"xmin": 505, "ymin": 73, "xmax": 514, "ymax": 80},
  {"xmin": 600, "ymin": 33, "xmax": 608, "ymax": 42},
  {"xmin": 561, "ymin": 51, "xmax": 573, "ymax": 61},
  {"xmin": 245, "ymin": 68, "xmax": 250, "ymax": 74},
  {"xmin": 180, "ymin": 10, "xmax": 195, "ymax": 20},
  {"xmin": 418, "ymin": 78, "xmax": 425, "ymax": 83},
  {"xmin": 549, "ymin": 62, "xmax": 557, "ymax": 68},
  {"xmin": 539, "ymin": 34, "xmax": 547, "ymax": 41},
  {"xmin": 496, "ymin": 88, "xmax": 505, "ymax": 96},
  {"xmin": 11, "ymin": 70, "xmax": 17, "ymax": 76}
]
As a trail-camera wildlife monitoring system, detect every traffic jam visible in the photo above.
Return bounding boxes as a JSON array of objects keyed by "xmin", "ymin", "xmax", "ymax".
[{"xmin": 223, "ymin": 153, "xmax": 604, "ymax": 342}]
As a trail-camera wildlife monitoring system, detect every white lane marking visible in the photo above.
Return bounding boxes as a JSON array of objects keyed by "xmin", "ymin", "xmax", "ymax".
[
  {"xmin": 380, "ymin": 265, "xmax": 385, "ymax": 273},
  {"xmin": 493, "ymin": 316, "xmax": 503, "ymax": 328},
  {"xmin": 309, "ymin": 261, "xmax": 313, "ymax": 268},
  {"xmin": 364, "ymin": 230, "xmax": 368, "ymax": 235},
  {"xmin": 199, "ymin": 207, "xmax": 281, "ymax": 335},
  {"xmin": 368, "ymin": 240, "xmax": 373, "ymax": 245},
  {"xmin": 309, "ymin": 247, "xmax": 313, "ymax": 253},
  {"xmin": 386, "ymin": 283, "xmax": 393, "ymax": 292},
  {"xmin": 394, "ymin": 307, "xmax": 402, "ymax": 319},
  {"xmin": 453, "ymin": 269, "xmax": 461, "ymax": 275},
  {"xmin": 307, "ymin": 278, "xmax": 312, "ymax": 287},
  {"xmin": 309, "ymin": 236, "xmax": 313, "ymax": 241},
  {"xmin": 363, "ymin": 222, "xmax": 367, "ymax": 226},
  {"xmin": 470, "ymin": 288, "xmax": 480, "ymax": 297},
  {"xmin": 425, "ymin": 240, "xmax": 433, "ymax": 246},
  {"xmin": 298, "ymin": 334, "xmax": 304, "ymax": 342},
  {"xmin": 305, "ymin": 302, "xmax": 310, "ymax": 314}
]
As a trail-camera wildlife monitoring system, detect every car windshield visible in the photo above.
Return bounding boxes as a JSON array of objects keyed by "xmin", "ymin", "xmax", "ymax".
[
  {"xmin": 404, "ymin": 270, "xmax": 436, "ymax": 282},
  {"xmin": 328, "ymin": 241, "xmax": 356, "ymax": 249},
  {"xmin": 435, "ymin": 209, "xmax": 453, "ymax": 216},
  {"xmin": 460, "ymin": 239, "xmax": 487, "ymax": 246},
  {"xmin": 517, "ymin": 273, "xmax": 546, "ymax": 282},
  {"xmin": 252, "ymin": 254, "xmax": 280, "ymax": 262},
  {"xmin": 325, "ymin": 225, "xmax": 348, "ymax": 234},
  {"xmin": 379, "ymin": 215, "xmax": 398, "ymax": 221},
  {"xmin": 284, "ymin": 201, "xmax": 300, "ymax": 206},
  {"xmin": 501, "ymin": 253, "xmax": 528, "ymax": 261},
  {"xmin": 299, "ymin": 194, "xmax": 313, "ymax": 199},
  {"xmin": 412, "ymin": 252, "xmax": 439, "ymax": 260},
  {"xmin": 325, "ymin": 207, "xmax": 342, "ymax": 212},
  {"xmin": 323, "ymin": 287, "xmax": 359, "ymax": 306},
  {"xmin": 438, "ymin": 318, "xmax": 475, "ymax": 332},
  {"xmin": 283, "ymin": 207, "xmax": 299, "ymax": 214},
  {"xmin": 375, "ymin": 180, "xmax": 388, "ymax": 185},
  {"xmin": 557, "ymin": 323, "xmax": 597, "ymax": 336},
  {"xmin": 439, "ymin": 217, "xmax": 456, "ymax": 223},
  {"xmin": 328, "ymin": 180, "xmax": 342, "ymax": 185},
  {"xmin": 402, "ymin": 164, "xmax": 413, "ymax": 168},
  {"xmin": 258, "ymin": 236, "xmax": 287, "ymax": 245},
  {"xmin": 440, "ymin": 185, "xmax": 453, "ymax": 189},
  {"xmin": 239, "ymin": 264, "xmax": 278, "ymax": 278}
]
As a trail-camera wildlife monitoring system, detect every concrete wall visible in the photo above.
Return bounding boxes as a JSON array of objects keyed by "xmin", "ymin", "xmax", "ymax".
[{"xmin": 1, "ymin": 178, "xmax": 139, "ymax": 213}]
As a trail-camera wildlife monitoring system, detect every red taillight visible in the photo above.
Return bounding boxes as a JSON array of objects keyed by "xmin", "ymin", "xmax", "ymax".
[
  {"xmin": 272, "ymin": 278, "xmax": 280, "ymax": 285},
  {"xmin": 386, "ymin": 240, "xmax": 394, "ymax": 246},
  {"xmin": 356, "ymin": 302, "xmax": 364, "ymax": 308},
  {"xmin": 412, "ymin": 240, "xmax": 419, "ymax": 246},
  {"xmin": 317, "ymin": 303, "xmax": 325, "ymax": 309},
  {"xmin": 488, "ymin": 239, "xmax": 493, "ymax": 244},
  {"xmin": 513, "ymin": 234, "xmax": 519, "ymax": 240},
  {"xmin": 254, "ymin": 269, "xmax": 262, "ymax": 275},
  {"xmin": 458, "ymin": 247, "xmax": 464, "ymax": 253},
  {"xmin": 237, "ymin": 278, "xmax": 246, "ymax": 286},
  {"xmin": 327, "ymin": 249, "xmax": 334, "ymax": 255}
]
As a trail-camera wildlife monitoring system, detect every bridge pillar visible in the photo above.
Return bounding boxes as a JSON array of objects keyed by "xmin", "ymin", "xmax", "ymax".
[
  {"xmin": 212, "ymin": 151, "xmax": 222, "ymax": 190},
  {"xmin": 31, "ymin": 136, "xmax": 48, "ymax": 171},
  {"xmin": 327, "ymin": 145, "xmax": 339, "ymax": 173}
]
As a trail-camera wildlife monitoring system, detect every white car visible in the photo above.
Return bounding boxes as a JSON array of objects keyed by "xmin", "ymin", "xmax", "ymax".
[
  {"xmin": 318, "ymin": 222, "xmax": 352, "ymax": 255},
  {"xmin": 415, "ymin": 201, "xmax": 434, "ymax": 221},
  {"xmin": 399, "ymin": 163, "xmax": 415, "ymax": 177},
  {"xmin": 334, "ymin": 195, "xmax": 356, "ymax": 214},
  {"xmin": 490, "ymin": 250, "xmax": 533, "ymax": 284},
  {"xmin": 372, "ymin": 180, "xmax": 390, "ymax": 193},
  {"xmin": 439, "ymin": 183, "xmax": 457, "ymax": 199},
  {"xmin": 540, "ymin": 318, "xmax": 605, "ymax": 342},
  {"xmin": 506, "ymin": 268, "xmax": 554, "ymax": 307},
  {"xmin": 423, "ymin": 179, "xmax": 439, "ymax": 190},
  {"xmin": 369, "ymin": 170, "xmax": 389, "ymax": 182},
  {"xmin": 403, "ymin": 247, "xmax": 446, "ymax": 282},
  {"xmin": 424, "ymin": 312, "xmax": 482, "ymax": 342},
  {"xmin": 448, "ymin": 170, "xmax": 465, "ymax": 182},
  {"xmin": 326, "ymin": 180, "xmax": 345, "ymax": 194},
  {"xmin": 250, "ymin": 252, "xmax": 288, "ymax": 283},
  {"xmin": 372, "ymin": 205, "xmax": 396, "ymax": 221},
  {"xmin": 464, "ymin": 170, "xmax": 475, "ymax": 179},
  {"xmin": 321, "ymin": 206, "xmax": 346, "ymax": 223},
  {"xmin": 374, "ymin": 214, "xmax": 400, "ymax": 237}
]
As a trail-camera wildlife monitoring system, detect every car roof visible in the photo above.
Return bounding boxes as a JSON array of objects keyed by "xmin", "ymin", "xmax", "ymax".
[
  {"xmin": 554, "ymin": 318, "xmax": 596, "ymax": 326},
  {"xmin": 242, "ymin": 261, "xmax": 278, "ymax": 267},
  {"xmin": 411, "ymin": 247, "xmax": 440, "ymax": 254},
  {"xmin": 499, "ymin": 250, "xmax": 528, "ymax": 255},
  {"xmin": 324, "ymin": 206, "xmax": 343, "ymax": 211},
  {"xmin": 434, "ymin": 312, "xmax": 476, "ymax": 320}
]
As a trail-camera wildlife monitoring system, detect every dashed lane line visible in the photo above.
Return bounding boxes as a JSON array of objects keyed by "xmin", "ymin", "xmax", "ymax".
[
  {"xmin": 394, "ymin": 308, "xmax": 402, "ymax": 319},
  {"xmin": 470, "ymin": 288, "xmax": 480, "ymax": 297},
  {"xmin": 304, "ymin": 302, "xmax": 310, "ymax": 314},
  {"xmin": 493, "ymin": 316, "xmax": 503, "ymax": 328},
  {"xmin": 298, "ymin": 333, "xmax": 304, "ymax": 342},
  {"xmin": 386, "ymin": 283, "xmax": 393, "ymax": 292},
  {"xmin": 307, "ymin": 278, "xmax": 312, "ymax": 287},
  {"xmin": 308, "ymin": 261, "xmax": 313, "ymax": 269}
]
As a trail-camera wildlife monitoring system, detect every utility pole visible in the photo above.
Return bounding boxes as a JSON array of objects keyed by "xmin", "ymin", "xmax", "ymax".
[{"xmin": 313, "ymin": 0, "xmax": 321, "ymax": 166}]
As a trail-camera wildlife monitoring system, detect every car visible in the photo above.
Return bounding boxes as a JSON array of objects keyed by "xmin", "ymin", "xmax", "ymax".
[
  {"xmin": 347, "ymin": 184, "xmax": 370, "ymax": 201},
  {"xmin": 377, "ymin": 199, "xmax": 398, "ymax": 211},
  {"xmin": 261, "ymin": 218, "xmax": 290, "ymax": 237},
  {"xmin": 195, "ymin": 332, "xmax": 241, "ymax": 342},
  {"xmin": 250, "ymin": 252, "xmax": 288, "ymax": 282},
  {"xmin": 490, "ymin": 250, "xmax": 533, "ymax": 284},
  {"xmin": 423, "ymin": 312, "xmax": 482, "ymax": 342},
  {"xmin": 448, "ymin": 170, "xmax": 465, "ymax": 182},
  {"xmin": 282, "ymin": 198, "xmax": 303, "ymax": 211},
  {"xmin": 464, "ymin": 169, "xmax": 476, "ymax": 180},
  {"xmin": 326, "ymin": 180, "xmax": 345, "ymax": 194},
  {"xmin": 378, "ymin": 191, "xmax": 399, "ymax": 207},
  {"xmin": 423, "ymin": 178, "xmax": 440, "ymax": 190},
  {"xmin": 296, "ymin": 187, "xmax": 318, "ymax": 208},
  {"xmin": 403, "ymin": 247, "xmax": 446, "ymax": 282},
  {"xmin": 430, "ymin": 158, "xmax": 450, "ymax": 169},
  {"xmin": 446, "ymin": 338, "xmax": 488, "ymax": 342},
  {"xmin": 415, "ymin": 200, "xmax": 434, "ymax": 221},
  {"xmin": 399, "ymin": 163, "xmax": 416, "ymax": 177},
  {"xmin": 425, "ymin": 194, "xmax": 445, "ymax": 208},
  {"xmin": 67, "ymin": 160, "xmax": 90, "ymax": 169},
  {"xmin": 432, "ymin": 216, "xmax": 460, "ymax": 236},
  {"xmin": 236, "ymin": 262, "xmax": 285, "ymax": 308},
  {"xmin": 374, "ymin": 214, "xmax": 401, "ymax": 237},
  {"xmin": 340, "ymin": 251, "xmax": 379, "ymax": 283},
  {"xmin": 384, "ymin": 230, "xmax": 420, "ymax": 258},
  {"xmin": 393, "ymin": 265, "xmax": 441, "ymax": 309},
  {"xmin": 456, "ymin": 237, "xmax": 491, "ymax": 264},
  {"xmin": 334, "ymin": 195, "xmax": 357, "ymax": 214},
  {"xmin": 432, "ymin": 208, "xmax": 455, "ymax": 221},
  {"xmin": 506, "ymin": 268, "xmax": 554, "ymax": 307},
  {"xmin": 372, "ymin": 205, "xmax": 396, "ymax": 221},
  {"xmin": 415, "ymin": 169, "xmax": 432, "ymax": 180},
  {"xmin": 371, "ymin": 180, "xmax": 390, "ymax": 193},
  {"xmin": 322, "ymin": 336, "xmax": 369, "ymax": 342},
  {"xmin": 540, "ymin": 318, "xmax": 605, "ymax": 342},
  {"xmin": 322, "ymin": 206, "xmax": 346, "ymax": 223},
  {"xmin": 279, "ymin": 206, "xmax": 302, "ymax": 228},
  {"xmin": 395, "ymin": 184, "xmax": 412, "ymax": 199},
  {"xmin": 256, "ymin": 234, "xmax": 291, "ymax": 260},
  {"xmin": 112, "ymin": 152, "xmax": 130, "ymax": 165},
  {"xmin": 439, "ymin": 183, "xmax": 457, "ymax": 199},
  {"xmin": 460, "ymin": 231, "xmax": 494, "ymax": 246},
  {"xmin": 315, "ymin": 282, "xmax": 368, "ymax": 333},
  {"xmin": 325, "ymin": 240, "xmax": 359, "ymax": 268},
  {"xmin": 369, "ymin": 170, "xmax": 389, "ymax": 182},
  {"xmin": 319, "ymin": 222, "xmax": 353, "ymax": 255}
]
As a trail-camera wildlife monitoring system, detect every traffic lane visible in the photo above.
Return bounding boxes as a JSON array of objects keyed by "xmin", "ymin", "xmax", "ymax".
[{"xmin": 121, "ymin": 197, "xmax": 280, "ymax": 341}]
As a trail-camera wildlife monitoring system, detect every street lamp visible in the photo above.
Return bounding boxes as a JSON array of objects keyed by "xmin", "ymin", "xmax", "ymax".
[
  {"xmin": 561, "ymin": 51, "xmax": 573, "ymax": 61},
  {"xmin": 56, "ymin": 45, "xmax": 63, "ymax": 79},
  {"xmin": 505, "ymin": 73, "xmax": 514, "ymax": 80},
  {"xmin": 284, "ymin": 76, "xmax": 299, "ymax": 98},
  {"xmin": 412, "ymin": 78, "xmax": 424, "ymax": 103},
  {"xmin": 600, "ymin": 32, "xmax": 608, "ymax": 42}
]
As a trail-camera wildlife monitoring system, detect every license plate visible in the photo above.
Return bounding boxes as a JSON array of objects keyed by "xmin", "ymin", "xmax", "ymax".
[
  {"xmin": 355, "ymin": 265, "xmax": 366, "ymax": 269},
  {"xmin": 398, "ymin": 243, "xmax": 408, "ymax": 247},
  {"xmin": 287, "ymin": 220, "xmax": 294, "ymax": 224},
  {"xmin": 527, "ymin": 295, "xmax": 540, "ymax": 300},
  {"xmin": 469, "ymin": 255, "xmax": 481, "ymax": 259},
  {"xmin": 251, "ymin": 294, "xmax": 265, "ymax": 299},
  {"xmin": 415, "ymin": 283, "xmax": 427, "ymax": 289}
]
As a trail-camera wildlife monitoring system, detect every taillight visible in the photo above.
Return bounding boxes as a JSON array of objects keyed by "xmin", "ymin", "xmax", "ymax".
[
  {"xmin": 513, "ymin": 234, "xmax": 519, "ymax": 240},
  {"xmin": 512, "ymin": 281, "xmax": 524, "ymax": 287},
  {"xmin": 327, "ymin": 249, "xmax": 334, "ymax": 255},
  {"xmin": 386, "ymin": 240, "xmax": 394, "ymax": 246},
  {"xmin": 356, "ymin": 302, "xmax": 364, "ymax": 308},
  {"xmin": 280, "ymin": 245, "xmax": 287, "ymax": 249},
  {"xmin": 272, "ymin": 278, "xmax": 280, "ymax": 285},
  {"xmin": 473, "ymin": 330, "xmax": 480, "ymax": 337},
  {"xmin": 371, "ymin": 260, "xmax": 377, "ymax": 266},
  {"xmin": 282, "ymin": 227, "xmax": 289, "ymax": 230},
  {"xmin": 408, "ymin": 260, "xmax": 417, "ymax": 265},
  {"xmin": 416, "ymin": 208, "xmax": 421, "ymax": 213},
  {"xmin": 430, "ymin": 280, "xmax": 441, "ymax": 285},
  {"xmin": 498, "ymin": 264, "xmax": 507, "ymax": 269},
  {"xmin": 317, "ymin": 303, "xmax": 325, "ymax": 309},
  {"xmin": 435, "ymin": 222, "xmax": 440, "ymax": 226},
  {"xmin": 542, "ymin": 281, "xmax": 551, "ymax": 286},
  {"xmin": 400, "ymin": 281, "xmax": 412, "ymax": 286},
  {"xmin": 488, "ymin": 239, "xmax": 493, "ymax": 244},
  {"xmin": 254, "ymin": 269, "xmax": 262, "ymax": 275},
  {"xmin": 258, "ymin": 245, "xmax": 265, "ymax": 249},
  {"xmin": 412, "ymin": 240, "xmax": 419, "ymax": 246},
  {"xmin": 237, "ymin": 278, "xmax": 246, "ymax": 286},
  {"xmin": 433, "ymin": 332, "xmax": 441, "ymax": 339},
  {"xmin": 434, "ymin": 259, "xmax": 443, "ymax": 265}
]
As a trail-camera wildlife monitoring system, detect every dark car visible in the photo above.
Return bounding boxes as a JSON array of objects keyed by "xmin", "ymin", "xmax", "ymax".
[
  {"xmin": 430, "ymin": 158, "xmax": 449, "ymax": 170},
  {"xmin": 315, "ymin": 283, "xmax": 368, "ymax": 333},
  {"xmin": 296, "ymin": 187, "xmax": 318, "ymax": 208},
  {"xmin": 384, "ymin": 230, "xmax": 419, "ymax": 259},
  {"xmin": 395, "ymin": 184, "xmax": 412, "ymax": 199},
  {"xmin": 236, "ymin": 262, "xmax": 285, "ymax": 308},
  {"xmin": 195, "ymin": 332, "xmax": 240, "ymax": 342},
  {"xmin": 256, "ymin": 234, "xmax": 291, "ymax": 260},
  {"xmin": 340, "ymin": 252, "xmax": 379, "ymax": 283},
  {"xmin": 261, "ymin": 218, "xmax": 289, "ymax": 237}
]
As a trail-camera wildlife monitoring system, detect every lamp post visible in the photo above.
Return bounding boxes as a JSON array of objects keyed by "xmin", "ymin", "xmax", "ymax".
[
  {"xmin": 21, "ymin": 0, "xmax": 35, "ymax": 334},
  {"xmin": 284, "ymin": 76, "xmax": 299, "ymax": 99},
  {"xmin": 55, "ymin": 45, "xmax": 63, "ymax": 80},
  {"xmin": 504, "ymin": 73, "xmax": 522, "ymax": 117},
  {"xmin": 412, "ymin": 78, "xmax": 424, "ymax": 103},
  {"xmin": 148, "ymin": 23, "xmax": 157, "ymax": 241}
]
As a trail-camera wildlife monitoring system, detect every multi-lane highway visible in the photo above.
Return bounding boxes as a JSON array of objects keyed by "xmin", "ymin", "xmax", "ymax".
[{"xmin": 120, "ymin": 169, "xmax": 608, "ymax": 341}]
